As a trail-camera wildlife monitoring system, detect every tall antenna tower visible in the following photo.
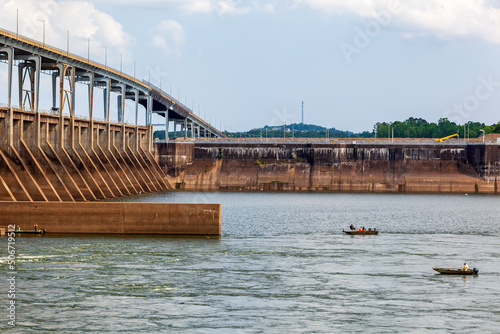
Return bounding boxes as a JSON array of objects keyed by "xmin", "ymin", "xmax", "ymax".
[{"xmin": 301, "ymin": 101, "xmax": 304, "ymax": 124}]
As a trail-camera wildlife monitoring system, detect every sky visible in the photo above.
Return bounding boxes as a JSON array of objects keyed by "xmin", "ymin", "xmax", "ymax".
[{"xmin": 1, "ymin": 0, "xmax": 500, "ymax": 132}]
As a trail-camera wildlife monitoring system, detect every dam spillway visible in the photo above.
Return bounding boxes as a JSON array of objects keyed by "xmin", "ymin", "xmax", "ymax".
[{"xmin": 0, "ymin": 107, "xmax": 172, "ymax": 202}]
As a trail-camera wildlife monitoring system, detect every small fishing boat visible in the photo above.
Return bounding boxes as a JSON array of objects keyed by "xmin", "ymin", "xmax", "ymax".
[
  {"xmin": 343, "ymin": 229, "xmax": 378, "ymax": 235},
  {"xmin": 433, "ymin": 267, "xmax": 478, "ymax": 275},
  {"xmin": 15, "ymin": 229, "xmax": 46, "ymax": 235}
]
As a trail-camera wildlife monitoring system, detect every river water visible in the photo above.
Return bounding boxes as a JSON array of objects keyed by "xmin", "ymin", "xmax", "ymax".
[{"xmin": 2, "ymin": 193, "xmax": 500, "ymax": 333}]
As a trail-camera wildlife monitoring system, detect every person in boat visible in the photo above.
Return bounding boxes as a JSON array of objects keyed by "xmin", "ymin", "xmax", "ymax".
[
  {"xmin": 462, "ymin": 262, "xmax": 469, "ymax": 271},
  {"xmin": 350, "ymin": 224, "xmax": 355, "ymax": 230},
  {"xmin": 34, "ymin": 223, "xmax": 38, "ymax": 232}
]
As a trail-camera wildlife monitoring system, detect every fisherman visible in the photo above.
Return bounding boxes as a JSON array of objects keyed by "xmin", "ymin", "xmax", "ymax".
[
  {"xmin": 462, "ymin": 262, "xmax": 469, "ymax": 271},
  {"xmin": 350, "ymin": 224, "xmax": 355, "ymax": 230},
  {"xmin": 34, "ymin": 223, "xmax": 38, "ymax": 232}
]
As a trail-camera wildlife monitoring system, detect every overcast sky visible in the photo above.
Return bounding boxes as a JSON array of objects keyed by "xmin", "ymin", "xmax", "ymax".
[{"xmin": 1, "ymin": 0, "xmax": 500, "ymax": 132}]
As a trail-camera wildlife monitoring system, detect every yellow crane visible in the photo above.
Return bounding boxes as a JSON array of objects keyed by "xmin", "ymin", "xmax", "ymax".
[{"xmin": 435, "ymin": 133, "xmax": 459, "ymax": 142}]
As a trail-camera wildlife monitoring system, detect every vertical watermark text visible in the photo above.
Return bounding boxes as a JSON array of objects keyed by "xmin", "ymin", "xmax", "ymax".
[{"xmin": 6, "ymin": 224, "xmax": 17, "ymax": 327}]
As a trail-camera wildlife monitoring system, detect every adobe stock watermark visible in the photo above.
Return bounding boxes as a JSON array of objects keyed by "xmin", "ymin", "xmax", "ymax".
[
  {"xmin": 144, "ymin": 65, "xmax": 170, "ymax": 89},
  {"xmin": 339, "ymin": 1, "xmax": 402, "ymax": 63},
  {"xmin": 443, "ymin": 74, "xmax": 499, "ymax": 124},
  {"xmin": 268, "ymin": 106, "xmax": 297, "ymax": 128},
  {"xmin": 6, "ymin": 225, "xmax": 17, "ymax": 327},
  {"xmin": 216, "ymin": 0, "xmax": 248, "ymax": 18},
  {"xmin": 20, "ymin": 1, "xmax": 60, "ymax": 39}
]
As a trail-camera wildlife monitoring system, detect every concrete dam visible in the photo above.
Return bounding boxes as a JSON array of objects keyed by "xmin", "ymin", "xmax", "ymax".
[
  {"xmin": 158, "ymin": 141, "xmax": 500, "ymax": 194},
  {"xmin": 0, "ymin": 108, "xmax": 222, "ymax": 236},
  {"xmin": 0, "ymin": 28, "xmax": 222, "ymax": 235}
]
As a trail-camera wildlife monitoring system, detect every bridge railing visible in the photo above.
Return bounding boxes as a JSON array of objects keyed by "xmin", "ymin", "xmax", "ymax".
[
  {"xmin": 143, "ymin": 80, "xmax": 192, "ymax": 113},
  {"xmin": 144, "ymin": 80, "xmax": 223, "ymax": 135}
]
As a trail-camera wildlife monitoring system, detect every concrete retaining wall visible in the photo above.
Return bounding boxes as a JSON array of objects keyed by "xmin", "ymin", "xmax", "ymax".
[
  {"xmin": 0, "ymin": 202, "xmax": 221, "ymax": 235},
  {"xmin": 159, "ymin": 142, "xmax": 500, "ymax": 194}
]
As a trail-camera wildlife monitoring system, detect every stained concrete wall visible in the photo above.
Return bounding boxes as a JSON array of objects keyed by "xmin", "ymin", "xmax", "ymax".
[
  {"xmin": 159, "ymin": 142, "xmax": 500, "ymax": 194},
  {"xmin": 0, "ymin": 202, "xmax": 221, "ymax": 235}
]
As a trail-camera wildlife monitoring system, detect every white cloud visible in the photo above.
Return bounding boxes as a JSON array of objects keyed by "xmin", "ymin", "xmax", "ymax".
[
  {"xmin": 89, "ymin": 0, "xmax": 275, "ymax": 15},
  {"xmin": 151, "ymin": 20, "xmax": 185, "ymax": 56},
  {"xmin": 294, "ymin": 0, "xmax": 500, "ymax": 44},
  {"xmin": 90, "ymin": 0, "xmax": 214, "ymax": 13},
  {"xmin": 0, "ymin": 0, "xmax": 132, "ymax": 60},
  {"xmin": 216, "ymin": 1, "xmax": 251, "ymax": 16},
  {"xmin": 182, "ymin": 0, "xmax": 213, "ymax": 13},
  {"xmin": 258, "ymin": 3, "xmax": 277, "ymax": 14},
  {"xmin": 215, "ymin": 1, "xmax": 279, "ymax": 17}
]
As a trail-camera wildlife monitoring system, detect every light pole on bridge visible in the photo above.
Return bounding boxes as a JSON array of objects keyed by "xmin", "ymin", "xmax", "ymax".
[{"xmin": 37, "ymin": 19, "xmax": 45, "ymax": 48}]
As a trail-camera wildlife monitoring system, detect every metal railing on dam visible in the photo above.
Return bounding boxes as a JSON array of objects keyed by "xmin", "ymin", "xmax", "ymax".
[{"xmin": 179, "ymin": 136, "xmax": 500, "ymax": 145}]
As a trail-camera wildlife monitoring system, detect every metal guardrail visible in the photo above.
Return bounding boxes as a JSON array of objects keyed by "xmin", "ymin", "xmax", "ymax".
[
  {"xmin": 144, "ymin": 81, "xmax": 192, "ymax": 113},
  {"xmin": 189, "ymin": 138, "xmax": 499, "ymax": 145},
  {"xmin": 144, "ymin": 80, "xmax": 222, "ymax": 135}
]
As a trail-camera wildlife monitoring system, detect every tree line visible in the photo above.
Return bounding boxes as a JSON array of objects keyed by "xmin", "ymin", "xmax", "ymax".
[
  {"xmin": 153, "ymin": 118, "xmax": 500, "ymax": 139},
  {"xmin": 375, "ymin": 118, "xmax": 500, "ymax": 139}
]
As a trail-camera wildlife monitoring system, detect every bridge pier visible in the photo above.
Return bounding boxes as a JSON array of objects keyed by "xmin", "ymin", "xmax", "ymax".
[{"xmin": 0, "ymin": 46, "xmax": 13, "ymax": 148}]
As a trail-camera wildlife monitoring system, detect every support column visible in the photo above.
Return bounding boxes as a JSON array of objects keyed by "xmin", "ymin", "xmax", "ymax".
[
  {"xmin": 69, "ymin": 67, "xmax": 76, "ymax": 149},
  {"xmin": 0, "ymin": 46, "xmax": 14, "ymax": 147},
  {"xmin": 51, "ymin": 72, "xmax": 58, "ymax": 111},
  {"xmin": 112, "ymin": 83, "xmax": 126, "ymax": 151},
  {"xmin": 96, "ymin": 78, "xmax": 111, "ymax": 149},
  {"xmin": 117, "ymin": 95, "xmax": 123, "ymax": 122},
  {"xmin": 79, "ymin": 72, "xmax": 95, "ymax": 150},
  {"xmin": 112, "ymin": 84, "xmax": 126, "ymax": 124},
  {"xmin": 146, "ymin": 96, "xmax": 152, "ymax": 126},
  {"xmin": 17, "ymin": 55, "xmax": 41, "ymax": 112},
  {"xmin": 146, "ymin": 95, "xmax": 152, "ymax": 152},
  {"xmin": 127, "ymin": 88, "xmax": 139, "ymax": 150},
  {"xmin": 165, "ymin": 109, "xmax": 169, "ymax": 143},
  {"xmin": 50, "ymin": 63, "xmax": 76, "ymax": 148},
  {"xmin": 17, "ymin": 55, "xmax": 41, "ymax": 147},
  {"xmin": 184, "ymin": 118, "xmax": 188, "ymax": 139},
  {"xmin": 0, "ymin": 47, "xmax": 13, "ymax": 109}
]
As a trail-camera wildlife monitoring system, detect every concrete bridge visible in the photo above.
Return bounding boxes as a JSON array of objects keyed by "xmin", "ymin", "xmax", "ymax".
[
  {"xmin": 0, "ymin": 27, "xmax": 223, "ymax": 203},
  {"xmin": 0, "ymin": 27, "xmax": 224, "ymax": 141}
]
